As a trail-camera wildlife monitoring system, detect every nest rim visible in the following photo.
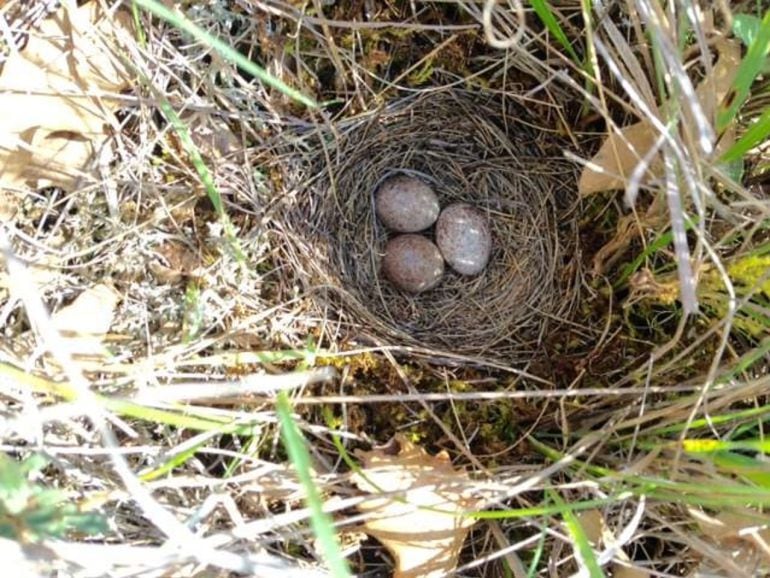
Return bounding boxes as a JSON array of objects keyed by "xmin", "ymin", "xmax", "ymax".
[{"xmin": 276, "ymin": 89, "xmax": 583, "ymax": 363}]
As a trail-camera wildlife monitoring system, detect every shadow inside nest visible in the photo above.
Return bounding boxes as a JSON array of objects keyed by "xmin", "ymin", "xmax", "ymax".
[{"xmin": 275, "ymin": 89, "xmax": 583, "ymax": 364}]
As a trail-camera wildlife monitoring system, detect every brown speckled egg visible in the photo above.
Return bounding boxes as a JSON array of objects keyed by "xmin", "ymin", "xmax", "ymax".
[
  {"xmin": 375, "ymin": 175, "xmax": 440, "ymax": 232},
  {"xmin": 382, "ymin": 234, "xmax": 444, "ymax": 293},
  {"xmin": 436, "ymin": 203, "xmax": 491, "ymax": 275}
]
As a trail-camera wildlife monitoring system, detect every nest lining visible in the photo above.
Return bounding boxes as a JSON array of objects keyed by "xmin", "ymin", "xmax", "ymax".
[{"xmin": 279, "ymin": 90, "xmax": 581, "ymax": 361}]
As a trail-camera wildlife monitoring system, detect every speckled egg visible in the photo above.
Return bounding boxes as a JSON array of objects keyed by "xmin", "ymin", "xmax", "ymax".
[
  {"xmin": 382, "ymin": 234, "xmax": 444, "ymax": 293},
  {"xmin": 375, "ymin": 175, "xmax": 440, "ymax": 233},
  {"xmin": 436, "ymin": 203, "xmax": 491, "ymax": 276}
]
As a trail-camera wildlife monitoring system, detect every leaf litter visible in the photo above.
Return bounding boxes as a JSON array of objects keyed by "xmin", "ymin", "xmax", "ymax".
[
  {"xmin": 691, "ymin": 507, "xmax": 770, "ymax": 576},
  {"xmin": 579, "ymin": 38, "xmax": 741, "ymax": 196},
  {"xmin": 351, "ymin": 434, "xmax": 482, "ymax": 578},
  {"xmin": 51, "ymin": 282, "xmax": 120, "ymax": 359},
  {"xmin": 0, "ymin": 1, "xmax": 131, "ymax": 222}
]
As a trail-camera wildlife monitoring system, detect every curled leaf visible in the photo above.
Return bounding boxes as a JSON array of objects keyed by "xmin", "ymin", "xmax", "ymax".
[{"xmin": 352, "ymin": 435, "xmax": 481, "ymax": 578}]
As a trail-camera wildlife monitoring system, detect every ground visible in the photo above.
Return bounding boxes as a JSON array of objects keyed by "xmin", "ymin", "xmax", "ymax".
[{"xmin": 1, "ymin": 1, "xmax": 770, "ymax": 577}]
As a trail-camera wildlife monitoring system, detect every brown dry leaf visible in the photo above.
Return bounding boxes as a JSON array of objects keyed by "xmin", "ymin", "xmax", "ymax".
[
  {"xmin": 579, "ymin": 38, "xmax": 741, "ymax": 196},
  {"xmin": 614, "ymin": 565, "xmax": 651, "ymax": 578},
  {"xmin": 696, "ymin": 508, "xmax": 770, "ymax": 544},
  {"xmin": 695, "ymin": 38, "xmax": 741, "ymax": 124},
  {"xmin": 577, "ymin": 509, "xmax": 605, "ymax": 546},
  {"xmin": 351, "ymin": 435, "xmax": 481, "ymax": 578},
  {"xmin": 695, "ymin": 508, "xmax": 770, "ymax": 564},
  {"xmin": 170, "ymin": 111, "xmax": 241, "ymax": 161},
  {"xmin": 52, "ymin": 283, "xmax": 121, "ymax": 357},
  {"xmin": 698, "ymin": 39, "xmax": 741, "ymax": 159},
  {"xmin": 149, "ymin": 241, "xmax": 203, "ymax": 284},
  {"xmin": 578, "ymin": 120, "xmax": 660, "ymax": 196},
  {"xmin": 0, "ymin": 1, "xmax": 130, "ymax": 219},
  {"xmin": 688, "ymin": 507, "xmax": 770, "ymax": 576}
]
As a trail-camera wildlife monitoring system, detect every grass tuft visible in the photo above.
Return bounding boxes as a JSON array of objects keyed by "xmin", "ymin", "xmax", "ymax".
[{"xmin": 276, "ymin": 393, "xmax": 352, "ymax": 578}]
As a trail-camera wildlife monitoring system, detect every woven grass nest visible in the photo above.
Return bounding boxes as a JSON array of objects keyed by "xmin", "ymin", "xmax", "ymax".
[{"xmin": 279, "ymin": 90, "xmax": 582, "ymax": 362}]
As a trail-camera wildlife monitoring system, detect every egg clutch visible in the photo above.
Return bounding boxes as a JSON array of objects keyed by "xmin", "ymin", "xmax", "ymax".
[{"xmin": 375, "ymin": 174, "xmax": 492, "ymax": 293}]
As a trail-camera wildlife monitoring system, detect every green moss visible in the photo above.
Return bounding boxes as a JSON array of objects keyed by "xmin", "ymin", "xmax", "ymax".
[
  {"xmin": 728, "ymin": 254, "xmax": 770, "ymax": 296},
  {"xmin": 696, "ymin": 254, "xmax": 770, "ymax": 336}
]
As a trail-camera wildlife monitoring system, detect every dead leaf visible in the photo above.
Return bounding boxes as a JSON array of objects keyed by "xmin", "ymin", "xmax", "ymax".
[
  {"xmin": 578, "ymin": 120, "xmax": 660, "ymax": 196},
  {"xmin": 52, "ymin": 283, "xmax": 120, "ymax": 357},
  {"xmin": 695, "ymin": 38, "xmax": 741, "ymax": 159},
  {"xmin": 579, "ymin": 38, "xmax": 741, "ymax": 196},
  {"xmin": 695, "ymin": 39, "xmax": 741, "ymax": 124},
  {"xmin": 352, "ymin": 435, "xmax": 481, "ymax": 578},
  {"xmin": 614, "ymin": 565, "xmax": 651, "ymax": 578},
  {"xmin": 170, "ymin": 111, "xmax": 241, "ymax": 161},
  {"xmin": 696, "ymin": 508, "xmax": 770, "ymax": 554},
  {"xmin": 577, "ymin": 509, "xmax": 605, "ymax": 546},
  {"xmin": 149, "ymin": 241, "xmax": 203, "ymax": 284},
  {"xmin": 690, "ymin": 507, "xmax": 770, "ymax": 577},
  {"xmin": 0, "ymin": 1, "xmax": 131, "ymax": 219}
]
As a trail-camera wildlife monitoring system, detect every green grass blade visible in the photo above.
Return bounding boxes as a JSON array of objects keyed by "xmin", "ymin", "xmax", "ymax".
[
  {"xmin": 716, "ymin": 337, "xmax": 770, "ymax": 384},
  {"xmin": 529, "ymin": 435, "xmax": 770, "ymax": 508},
  {"xmin": 710, "ymin": 452, "xmax": 770, "ymax": 488},
  {"xmin": 733, "ymin": 13, "xmax": 763, "ymax": 48},
  {"xmin": 103, "ymin": 399, "xmax": 235, "ymax": 432},
  {"xmin": 614, "ymin": 218, "xmax": 697, "ymax": 288},
  {"xmin": 154, "ymin": 94, "xmax": 246, "ymax": 263},
  {"xmin": 176, "ymin": 348, "xmax": 319, "ymax": 368},
  {"xmin": 182, "ymin": 280, "xmax": 204, "ymax": 343},
  {"xmin": 721, "ymin": 105, "xmax": 770, "ymax": 162},
  {"xmin": 549, "ymin": 490, "xmax": 605, "ymax": 578},
  {"xmin": 678, "ymin": 446, "xmax": 770, "ymax": 488},
  {"xmin": 716, "ymin": 10, "xmax": 770, "ymax": 133},
  {"xmin": 526, "ymin": 529, "xmax": 547, "ymax": 578},
  {"xmin": 132, "ymin": 0, "xmax": 317, "ymax": 108},
  {"xmin": 649, "ymin": 403, "xmax": 770, "ymax": 435},
  {"xmin": 108, "ymin": 29, "xmax": 247, "ymax": 263},
  {"xmin": 139, "ymin": 443, "xmax": 203, "ymax": 482},
  {"xmin": 322, "ymin": 407, "xmax": 367, "ymax": 476},
  {"xmin": 529, "ymin": 0, "xmax": 581, "ymax": 64},
  {"xmin": 130, "ymin": 1, "xmax": 147, "ymax": 48},
  {"xmin": 1, "ymin": 362, "xmax": 256, "ymax": 434},
  {"xmin": 154, "ymin": 103, "xmax": 220, "ymax": 216},
  {"xmin": 472, "ymin": 496, "xmax": 624, "ymax": 519},
  {"xmin": 682, "ymin": 437, "xmax": 770, "ymax": 454},
  {"xmin": 276, "ymin": 392, "xmax": 352, "ymax": 577}
]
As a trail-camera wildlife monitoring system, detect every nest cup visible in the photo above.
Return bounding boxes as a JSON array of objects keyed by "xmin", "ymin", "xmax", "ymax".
[{"xmin": 281, "ymin": 90, "xmax": 581, "ymax": 361}]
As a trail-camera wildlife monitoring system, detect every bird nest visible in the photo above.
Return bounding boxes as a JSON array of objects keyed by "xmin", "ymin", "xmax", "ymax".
[{"xmin": 277, "ymin": 90, "xmax": 581, "ymax": 362}]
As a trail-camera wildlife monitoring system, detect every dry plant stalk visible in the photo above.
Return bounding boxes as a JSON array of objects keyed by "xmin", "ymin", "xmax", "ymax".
[{"xmin": 276, "ymin": 90, "xmax": 581, "ymax": 361}]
